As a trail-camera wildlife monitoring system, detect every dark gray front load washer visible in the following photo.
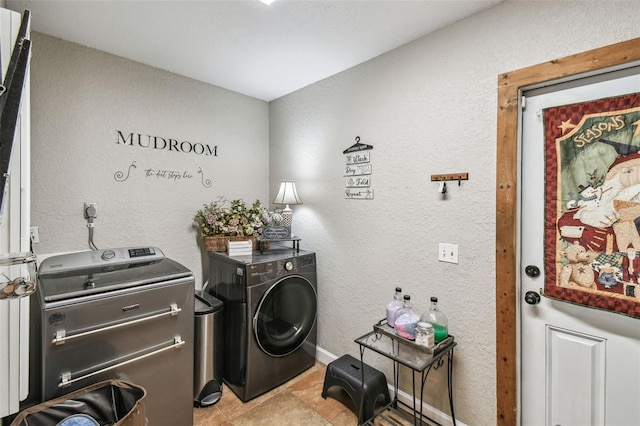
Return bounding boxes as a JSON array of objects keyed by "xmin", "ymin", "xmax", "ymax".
[{"xmin": 207, "ymin": 248, "xmax": 317, "ymax": 402}]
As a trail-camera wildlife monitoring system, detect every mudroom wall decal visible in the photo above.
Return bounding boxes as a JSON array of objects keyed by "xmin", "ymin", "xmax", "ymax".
[
  {"xmin": 544, "ymin": 92, "xmax": 640, "ymax": 317},
  {"xmin": 116, "ymin": 130, "xmax": 218, "ymax": 157},
  {"xmin": 112, "ymin": 130, "xmax": 215, "ymax": 187}
]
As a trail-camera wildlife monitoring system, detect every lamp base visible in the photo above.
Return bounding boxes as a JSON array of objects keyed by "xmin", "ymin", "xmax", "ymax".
[{"xmin": 282, "ymin": 206, "xmax": 292, "ymax": 229}]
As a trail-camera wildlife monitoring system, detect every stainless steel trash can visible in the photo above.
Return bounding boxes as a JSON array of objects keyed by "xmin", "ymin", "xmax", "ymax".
[{"xmin": 194, "ymin": 290, "xmax": 224, "ymax": 407}]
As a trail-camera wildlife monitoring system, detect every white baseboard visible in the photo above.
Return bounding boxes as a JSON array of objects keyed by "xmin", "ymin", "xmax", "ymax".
[
  {"xmin": 315, "ymin": 345, "xmax": 336, "ymax": 366},
  {"xmin": 315, "ymin": 345, "xmax": 466, "ymax": 426}
]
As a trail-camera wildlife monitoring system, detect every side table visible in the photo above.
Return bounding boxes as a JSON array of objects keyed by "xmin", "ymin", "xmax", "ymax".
[{"xmin": 354, "ymin": 320, "xmax": 457, "ymax": 425}]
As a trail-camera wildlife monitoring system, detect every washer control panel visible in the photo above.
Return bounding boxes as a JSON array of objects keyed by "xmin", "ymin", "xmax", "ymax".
[{"xmin": 39, "ymin": 247, "xmax": 165, "ymax": 275}]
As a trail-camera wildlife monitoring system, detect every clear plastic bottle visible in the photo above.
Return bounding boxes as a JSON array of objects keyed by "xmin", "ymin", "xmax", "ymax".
[
  {"xmin": 415, "ymin": 322, "xmax": 435, "ymax": 348},
  {"xmin": 394, "ymin": 295, "xmax": 420, "ymax": 340},
  {"xmin": 386, "ymin": 287, "xmax": 403, "ymax": 327},
  {"xmin": 420, "ymin": 297, "xmax": 449, "ymax": 343}
]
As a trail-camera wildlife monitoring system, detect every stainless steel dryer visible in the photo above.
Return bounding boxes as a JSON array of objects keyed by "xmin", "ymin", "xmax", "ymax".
[
  {"xmin": 29, "ymin": 247, "xmax": 194, "ymax": 426},
  {"xmin": 207, "ymin": 248, "xmax": 317, "ymax": 402}
]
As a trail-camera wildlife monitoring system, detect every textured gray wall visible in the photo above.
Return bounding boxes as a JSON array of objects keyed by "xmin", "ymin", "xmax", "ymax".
[
  {"xmin": 29, "ymin": 33, "xmax": 269, "ymax": 287},
  {"xmin": 25, "ymin": 1, "xmax": 640, "ymax": 424},
  {"xmin": 269, "ymin": 1, "xmax": 640, "ymax": 424}
]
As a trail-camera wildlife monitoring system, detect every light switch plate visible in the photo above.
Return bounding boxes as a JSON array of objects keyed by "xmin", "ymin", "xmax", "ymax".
[{"xmin": 438, "ymin": 243, "xmax": 458, "ymax": 264}]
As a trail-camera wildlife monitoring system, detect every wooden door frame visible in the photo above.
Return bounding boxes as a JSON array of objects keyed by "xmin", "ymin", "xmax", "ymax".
[{"xmin": 496, "ymin": 37, "xmax": 640, "ymax": 425}]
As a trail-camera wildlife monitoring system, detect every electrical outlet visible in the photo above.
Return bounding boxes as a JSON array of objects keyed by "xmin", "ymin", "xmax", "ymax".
[
  {"xmin": 30, "ymin": 226, "xmax": 40, "ymax": 244},
  {"xmin": 84, "ymin": 202, "xmax": 97, "ymax": 218},
  {"xmin": 438, "ymin": 243, "xmax": 459, "ymax": 264}
]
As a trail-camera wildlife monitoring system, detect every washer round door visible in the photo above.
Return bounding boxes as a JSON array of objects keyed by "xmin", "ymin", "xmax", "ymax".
[{"xmin": 253, "ymin": 275, "xmax": 317, "ymax": 357}]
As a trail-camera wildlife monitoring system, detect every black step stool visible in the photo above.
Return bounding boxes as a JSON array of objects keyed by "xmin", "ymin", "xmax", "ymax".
[{"xmin": 322, "ymin": 354, "xmax": 390, "ymax": 424}]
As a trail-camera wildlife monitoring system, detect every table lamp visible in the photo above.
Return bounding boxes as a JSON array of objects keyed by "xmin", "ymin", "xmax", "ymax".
[{"xmin": 272, "ymin": 181, "xmax": 303, "ymax": 229}]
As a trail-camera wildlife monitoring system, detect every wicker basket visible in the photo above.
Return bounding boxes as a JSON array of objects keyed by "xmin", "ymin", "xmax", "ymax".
[{"xmin": 204, "ymin": 236, "xmax": 257, "ymax": 252}]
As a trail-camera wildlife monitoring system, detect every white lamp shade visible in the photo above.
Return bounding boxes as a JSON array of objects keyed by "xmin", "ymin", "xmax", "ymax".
[{"xmin": 272, "ymin": 181, "xmax": 303, "ymax": 206}]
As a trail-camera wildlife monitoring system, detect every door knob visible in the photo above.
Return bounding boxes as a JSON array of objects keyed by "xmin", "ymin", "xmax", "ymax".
[
  {"xmin": 525, "ymin": 265, "xmax": 541, "ymax": 278},
  {"xmin": 524, "ymin": 291, "xmax": 541, "ymax": 305}
]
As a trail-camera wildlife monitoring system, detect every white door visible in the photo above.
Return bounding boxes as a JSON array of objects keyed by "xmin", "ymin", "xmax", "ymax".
[{"xmin": 520, "ymin": 68, "xmax": 640, "ymax": 425}]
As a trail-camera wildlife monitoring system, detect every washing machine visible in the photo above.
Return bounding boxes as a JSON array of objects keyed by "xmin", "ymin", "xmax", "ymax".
[{"xmin": 207, "ymin": 248, "xmax": 317, "ymax": 402}]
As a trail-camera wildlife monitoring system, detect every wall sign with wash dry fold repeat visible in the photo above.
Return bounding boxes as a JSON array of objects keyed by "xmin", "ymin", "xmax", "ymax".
[
  {"xmin": 545, "ymin": 91, "xmax": 640, "ymax": 318},
  {"xmin": 343, "ymin": 136, "xmax": 374, "ymax": 200}
]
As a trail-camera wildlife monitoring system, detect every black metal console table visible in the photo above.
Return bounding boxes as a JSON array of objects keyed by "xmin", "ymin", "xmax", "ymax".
[
  {"xmin": 354, "ymin": 320, "xmax": 457, "ymax": 426},
  {"xmin": 257, "ymin": 237, "xmax": 300, "ymax": 253}
]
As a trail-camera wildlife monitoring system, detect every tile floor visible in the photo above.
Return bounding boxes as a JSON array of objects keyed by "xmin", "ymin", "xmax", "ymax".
[{"xmin": 192, "ymin": 361, "xmax": 418, "ymax": 426}]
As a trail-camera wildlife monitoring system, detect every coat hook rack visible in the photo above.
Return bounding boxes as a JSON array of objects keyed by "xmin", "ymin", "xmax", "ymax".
[{"xmin": 430, "ymin": 173, "xmax": 469, "ymax": 186}]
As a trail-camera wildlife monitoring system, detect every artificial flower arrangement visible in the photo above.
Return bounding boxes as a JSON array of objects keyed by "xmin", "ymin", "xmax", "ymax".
[{"xmin": 194, "ymin": 197, "xmax": 282, "ymax": 238}]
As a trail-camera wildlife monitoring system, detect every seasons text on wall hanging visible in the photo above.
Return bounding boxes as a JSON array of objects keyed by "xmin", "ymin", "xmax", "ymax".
[
  {"xmin": 116, "ymin": 130, "xmax": 217, "ymax": 157},
  {"xmin": 544, "ymin": 92, "xmax": 640, "ymax": 318},
  {"xmin": 343, "ymin": 136, "xmax": 374, "ymax": 200}
]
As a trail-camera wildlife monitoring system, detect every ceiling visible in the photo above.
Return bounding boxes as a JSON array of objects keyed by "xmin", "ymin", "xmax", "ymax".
[{"xmin": 6, "ymin": 0, "xmax": 502, "ymax": 101}]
